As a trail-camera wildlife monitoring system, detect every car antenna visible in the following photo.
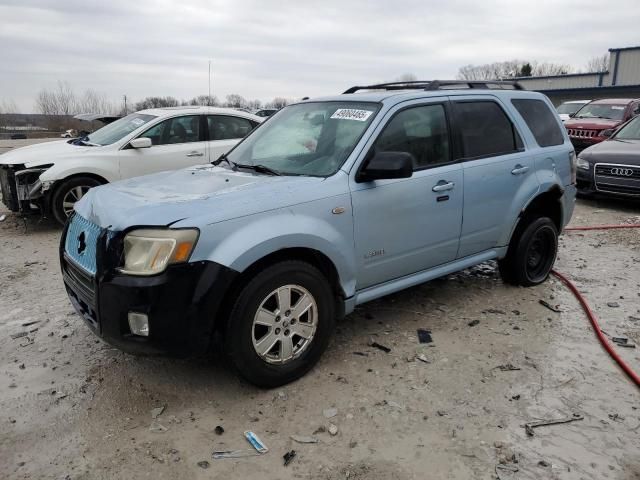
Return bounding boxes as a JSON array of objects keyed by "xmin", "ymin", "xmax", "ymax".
[{"xmin": 208, "ymin": 60, "xmax": 212, "ymax": 106}]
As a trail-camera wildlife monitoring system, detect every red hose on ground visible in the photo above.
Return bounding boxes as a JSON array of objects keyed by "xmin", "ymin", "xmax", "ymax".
[
  {"xmin": 565, "ymin": 224, "xmax": 640, "ymax": 231},
  {"xmin": 552, "ymin": 221, "xmax": 640, "ymax": 388}
]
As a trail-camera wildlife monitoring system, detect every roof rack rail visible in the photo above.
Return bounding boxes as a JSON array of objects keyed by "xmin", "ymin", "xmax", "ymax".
[{"xmin": 343, "ymin": 80, "xmax": 524, "ymax": 94}]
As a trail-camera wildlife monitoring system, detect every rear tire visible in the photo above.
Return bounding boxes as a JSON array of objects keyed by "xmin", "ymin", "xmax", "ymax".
[
  {"xmin": 51, "ymin": 176, "xmax": 102, "ymax": 225},
  {"xmin": 498, "ymin": 216, "xmax": 558, "ymax": 287},
  {"xmin": 224, "ymin": 261, "xmax": 335, "ymax": 388}
]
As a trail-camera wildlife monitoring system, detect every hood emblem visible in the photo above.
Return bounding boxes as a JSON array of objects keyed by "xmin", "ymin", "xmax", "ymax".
[{"xmin": 77, "ymin": 231, "xmax": 87, "ymax": 255}]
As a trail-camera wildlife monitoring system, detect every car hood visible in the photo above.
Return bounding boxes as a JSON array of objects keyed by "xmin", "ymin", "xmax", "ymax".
[
  {"xmin": 74, "ymin": 165, "xmax": 331, "ymax": 230},
  {"xmin": 564, "ymin": 118, "xmax": 620, "ymax": 130},
  {"xmin": 0, "ymin": 139, "xmax": 104, "ymax": 167},
  {"xmin": 580, "ymin": 138, "xmax": 640, "ymax": 164}
]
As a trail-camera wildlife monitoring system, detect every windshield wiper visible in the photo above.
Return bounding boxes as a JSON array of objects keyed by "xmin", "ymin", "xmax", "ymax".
[
  {"xmin": 212, "ymin": 152, "xmax": 234, "ymax": 167},
  {"xmin": 233, "ymin": 163, "xmax": 281, "ymax": 176}
]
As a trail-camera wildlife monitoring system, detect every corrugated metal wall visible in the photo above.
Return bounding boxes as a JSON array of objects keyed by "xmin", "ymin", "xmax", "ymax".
[
  {"xmin": 615, "ymin": 49, "xmax": 640, "ymax": 86},
  {"xmin": 518, "ymin": 74, "xmax": 602, "ymax": 90}
]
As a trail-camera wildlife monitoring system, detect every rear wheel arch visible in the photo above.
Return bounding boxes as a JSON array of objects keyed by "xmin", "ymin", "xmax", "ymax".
[{"xmin": 516, "ymin": 186, "xmax": 563, "ymax": 235}]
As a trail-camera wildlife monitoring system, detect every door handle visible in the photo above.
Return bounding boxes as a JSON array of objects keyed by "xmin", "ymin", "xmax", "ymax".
[
  {"xmin": 511, "ymin": 164, "xmax": 529, "ymax": 175},
  {"xmin": 432, "ymin": 181, "xmax": 455, "ymax": 192},
  {"xmin": 186, "ymin": 151, "xmax": 204, "ymax": 157}
]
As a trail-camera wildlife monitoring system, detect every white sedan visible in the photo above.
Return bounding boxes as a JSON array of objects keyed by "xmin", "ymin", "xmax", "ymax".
[{"xmin": 0, "ymin": 107, "xmax": 262, "ymax": 224}]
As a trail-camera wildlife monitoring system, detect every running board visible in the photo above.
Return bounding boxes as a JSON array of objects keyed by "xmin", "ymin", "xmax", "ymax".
[{"xmin": 352, "ymin": 249, "xmax": 503, "ymax": 307}]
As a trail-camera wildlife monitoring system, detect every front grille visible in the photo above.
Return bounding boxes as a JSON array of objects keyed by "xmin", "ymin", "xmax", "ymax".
[
  {"xmin": 63, "ymin": 255, "xmax": 99, "ymax": 331},
  {"xmin": 566, "ymin": 129, "xmax": 598, "ymax": 138},
  {"xmin": 595, "ymin": 163, "xmax": 640, "ymax": 196},
  {"xmin": 63, "ymin": 255, "xmax": 96, "ymax": 304},
  {"xmin": 0, "ymin": 167, "xmax": 19, "ymax": 211},
  {"xmin": 64, "ymin": 214, "xmax": 102, "ymax": 275},
  {"xmin": 595, "ymin": 164, "xmax": 640, "ymax": 179}
]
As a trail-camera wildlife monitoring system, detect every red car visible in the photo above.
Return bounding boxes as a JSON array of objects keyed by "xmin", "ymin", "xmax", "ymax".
[{"xmin": 564, "ymin": 98, "xmax": 640, "ymax": 151}]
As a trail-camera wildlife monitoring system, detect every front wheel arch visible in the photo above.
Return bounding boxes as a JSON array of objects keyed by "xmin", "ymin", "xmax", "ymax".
[
  {"xmin": 49, "ymin": 174, "xmax": 108, "ymax": 224},
  {"xmin": 213, "ymin": 247, "xmax": 344, "ymax": 337}
]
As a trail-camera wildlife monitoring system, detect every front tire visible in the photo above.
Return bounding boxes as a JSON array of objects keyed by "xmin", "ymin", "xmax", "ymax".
[
  {"xmin": 51, "ymin": 176, "xmax": 102, "ymax": 225},
  {"xmin": 225, "ymin": 261, "xmax": 336, "ymax": 388},
  {"xmin": 498, "ymin": 216, "xmax": 558, "ymax": 287}
]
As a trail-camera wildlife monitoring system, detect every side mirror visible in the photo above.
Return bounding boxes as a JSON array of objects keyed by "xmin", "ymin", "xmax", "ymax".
[
  {"xmin": 569, "ymin": 112, "xmax": 576, "ymax": 118},
  {"xmin": 356, "ymin": 151, "xmax": 414, "ymax": 183},
  {"xmin": 129, "ymin": 137, "xmax": 152, "ymax": 149},
  {"xmin": 601, "ymin": 129, "xmax": 614, "ymax": 138}
]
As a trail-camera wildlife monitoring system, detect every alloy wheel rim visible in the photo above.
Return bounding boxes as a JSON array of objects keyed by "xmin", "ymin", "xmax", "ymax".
[
  {"xmin": 62, "ymin": 186, "xmax": 91, "ymax": 216},
  {"xmin": 251, "ymin": 284, "xmax": 318, "ymax": 364}
]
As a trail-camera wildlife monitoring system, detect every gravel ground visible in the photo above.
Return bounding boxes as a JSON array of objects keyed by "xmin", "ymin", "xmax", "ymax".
[{"xmin": 1, "ymin": 142, "xmax": 639, "ymax": 479}]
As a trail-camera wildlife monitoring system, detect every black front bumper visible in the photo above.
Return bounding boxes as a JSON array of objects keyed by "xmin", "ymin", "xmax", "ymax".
[
  {"xmin": 577, "ymin": 164, "xmax": 640, "ymax": 198},
  {"xmin": 60, "ymin": 226, "xmax": 238, "ymax": 356}
]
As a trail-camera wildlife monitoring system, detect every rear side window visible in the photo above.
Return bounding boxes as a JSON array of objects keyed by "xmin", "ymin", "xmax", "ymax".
[
  {"xmin": 208, "ymin": 115, "xmax": 256, "ymax": 140},
  {"xmin": 454, "ymin": 101, "xmax": 523, "ymax": 158},
  {"xmin": 512, "ymin": 99, "xmax": 564, "ymax": 147}
]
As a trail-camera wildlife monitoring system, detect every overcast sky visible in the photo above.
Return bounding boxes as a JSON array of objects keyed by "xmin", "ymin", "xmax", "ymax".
[{"xmin": 1, "ymin": 0, "xmax": 639, "ymax": 112}]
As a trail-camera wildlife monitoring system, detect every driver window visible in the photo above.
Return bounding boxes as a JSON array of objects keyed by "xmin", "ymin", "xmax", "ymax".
[
  {"xmin": 374, "ymin": 104, "xmax": 450, "ymax": 169},
  {"xmin": 139, "ymin": 116, "xmax": 201, "ymax": 145}
]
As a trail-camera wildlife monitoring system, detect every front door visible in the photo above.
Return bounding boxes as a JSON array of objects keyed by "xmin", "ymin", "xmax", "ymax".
[
  {"xmin": 119, "ymin": 115, "xmax": 206, "ymax": 179},
  {"xmin": 350, "ymin": 101, "xmax": 463, "ymax": 290}
]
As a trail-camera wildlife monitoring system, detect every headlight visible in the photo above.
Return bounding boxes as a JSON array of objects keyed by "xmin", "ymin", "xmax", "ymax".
[
  {"xmin": 118, "ymin": 228, "xmax": 199, "ymax": 276},
  {"xmin": 576, "ymin": 156, "xmax": 590, "ymax": 170}
]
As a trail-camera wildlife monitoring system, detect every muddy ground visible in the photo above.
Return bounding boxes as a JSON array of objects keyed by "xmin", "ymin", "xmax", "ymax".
[{"xmin": 1, "ymin": 153, "xmax": 639, "ymax": 479}]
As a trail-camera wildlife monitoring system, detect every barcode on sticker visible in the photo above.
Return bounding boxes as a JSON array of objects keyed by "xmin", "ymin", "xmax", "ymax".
[
  {"xmin": 131, "ymin": 118, "xmax": 145, "ymax": 126},
  {"xmin": 331, "ymin": 109, "xmax": 373, "ymax": 121}
]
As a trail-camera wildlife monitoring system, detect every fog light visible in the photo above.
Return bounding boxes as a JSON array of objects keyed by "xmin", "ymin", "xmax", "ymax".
[{"xmin": 128, "ymin": 312, "xmax": 149, "ymax": 336}]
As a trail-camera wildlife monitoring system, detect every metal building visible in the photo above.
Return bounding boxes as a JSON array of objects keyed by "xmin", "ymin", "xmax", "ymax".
[{"xmin": 514, "ymin": 46, "xmax": 640, "ymax": 105}]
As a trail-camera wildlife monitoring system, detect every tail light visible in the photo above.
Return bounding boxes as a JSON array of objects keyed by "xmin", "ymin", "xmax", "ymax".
[{"xmin": 569, "ymin": 150, "xmax": 576, "ymax": 185}]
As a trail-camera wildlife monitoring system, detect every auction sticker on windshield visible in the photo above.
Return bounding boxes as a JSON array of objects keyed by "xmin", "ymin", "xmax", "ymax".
[{"xmin": 331, "ymin": 109, "xmax": 374, "ymax": 121}]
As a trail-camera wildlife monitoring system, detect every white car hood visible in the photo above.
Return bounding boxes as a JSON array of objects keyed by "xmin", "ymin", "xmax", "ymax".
[{"xmin": 0, "ymin": 139, "xmax": 104, "ymax": 167}]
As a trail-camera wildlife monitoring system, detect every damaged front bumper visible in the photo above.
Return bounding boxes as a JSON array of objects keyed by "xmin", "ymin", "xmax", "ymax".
[
  {"xmin": 0, "ymin": 164, "xmax": 52, "ymax": 214},
  {"xmin": 59, "ymin": 218, "xmax": 239, "ymax": 356}
]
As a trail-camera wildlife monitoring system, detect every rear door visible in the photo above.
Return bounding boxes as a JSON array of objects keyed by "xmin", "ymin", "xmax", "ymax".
[
  {"xmin": 207, "ymin": 115, "xmax": 258, "ymax": 162},
  {"xmin": 350, "ymin": 99, "xmax": 463, "ymax": 289},
  {"xmin": 119, "ymin": 115, "xmax": 207, "ymax": 178},
  {"xmin": 452, "ymin": 97, "xmax": 536, "ymax": 258}
]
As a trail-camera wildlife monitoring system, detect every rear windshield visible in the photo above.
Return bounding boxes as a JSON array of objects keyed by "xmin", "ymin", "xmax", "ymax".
[
  {"xmin": 512, "ymin": 99, "xmax": 564, "ymax": 147},
  {"xmin": 573, "ymin": 103, "xmax": 626, "ymax": 121}
]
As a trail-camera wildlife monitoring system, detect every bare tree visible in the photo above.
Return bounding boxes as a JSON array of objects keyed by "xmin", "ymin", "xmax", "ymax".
[
  {"xmin": 134, "ymin": 96, "xmax": 179, "ymax": 110},
  {"xmin": 35, "ymin": 81, "xmax": 78, "ymax": 116},
  {"xmin": 457, "ymin": 60, "xmax": 525, "ymax": 80},
  {"xmin": 224, "ymin": 94, "xmax": 248, "ymax": 109},
  {"xmin": 247, "ymin": 99, "xmax": 263, "ymax": 110},
  {"xmin": 187, "ymin": 94, "xmax": 219, "ymax": 106},
  {"xmin": 585, "ymin": 53, "xmax": 610, "ymax": 72},
  {"xmin": 266, "ymin": 97, "xmax": 290, "ymax": 109},
  {"xmin": 77, "ymin": 89, "xmax": 117, "ymax": 114},
  {"xmin": 533, "ymin": 62, "xmax": 572, "ymax": 76},
  {"xmin": 458, "ymin": 60, "xmax": 573, "ymax": 80}
]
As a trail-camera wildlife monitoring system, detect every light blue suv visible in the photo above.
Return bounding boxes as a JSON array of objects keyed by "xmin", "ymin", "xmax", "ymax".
[{"xmin": 60, "ymin": 80, "xmax": 577, "ymax": 387}]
